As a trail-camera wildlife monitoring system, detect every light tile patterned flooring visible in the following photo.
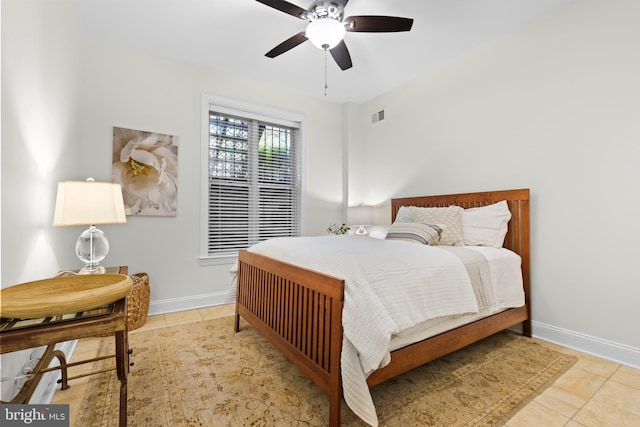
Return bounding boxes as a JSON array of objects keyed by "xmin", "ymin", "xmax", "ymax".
[{"xmin": 52, "ymin": 304, "xmax": 640, "ymax": 426}]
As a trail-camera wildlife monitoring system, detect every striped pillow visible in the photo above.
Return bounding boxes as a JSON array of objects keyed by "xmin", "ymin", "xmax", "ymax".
[{"xmin": 385, "ymin": 222, "xmax": 442, "ymax": 245}]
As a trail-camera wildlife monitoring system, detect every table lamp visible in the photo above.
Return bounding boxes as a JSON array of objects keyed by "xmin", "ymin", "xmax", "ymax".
[
  {"xmin": 53, "ymin": 178, "xmax": 126, "ymax": 274},
  {"xmin": 347, "ymin": 205, "xmax": 374, "ymax": 236}
]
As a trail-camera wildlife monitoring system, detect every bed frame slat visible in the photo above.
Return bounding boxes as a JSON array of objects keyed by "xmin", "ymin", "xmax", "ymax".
[{"xmin": 235, "ymin": 250, "xmax": 344, "ymax": 423}]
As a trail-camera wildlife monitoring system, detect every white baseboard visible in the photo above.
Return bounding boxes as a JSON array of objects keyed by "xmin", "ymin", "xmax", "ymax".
[
  {"xmin": 148, "ymin": 290, "xmax": 232, "ymax": 316},
  {"xmin": 532, "ymin": 320, "xmax": 640, "ymax": 370}
]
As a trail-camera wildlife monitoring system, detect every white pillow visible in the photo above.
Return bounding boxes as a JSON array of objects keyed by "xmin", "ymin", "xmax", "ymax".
[
  {"xmin": 461, "ymin": 201, "xmax": 512, "ymax": 248},
  {"xmin": 385, "ymin": 222, "xmax": 442, "ymax": 245},
  {"xmin": 410, "ymin": 205, "xmax": 465, "ymax": 246},
  {"xmin": 395, "ymin": 206, "xmax": 413, "ymax": 222}
]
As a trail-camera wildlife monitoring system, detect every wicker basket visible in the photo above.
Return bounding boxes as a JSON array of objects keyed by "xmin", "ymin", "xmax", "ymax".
[
  {"xmin": 92, "ymin": 272, "xmax": 150, "ymax": 336},
  {"xmin": 127, "ymin": 272, "xmax": 150, "ymax": 331}
]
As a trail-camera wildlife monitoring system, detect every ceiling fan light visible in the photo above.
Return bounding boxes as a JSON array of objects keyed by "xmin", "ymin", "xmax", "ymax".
[{"xmin": 306, "ymin": 18, "xmax": 345, "ymax": 50}]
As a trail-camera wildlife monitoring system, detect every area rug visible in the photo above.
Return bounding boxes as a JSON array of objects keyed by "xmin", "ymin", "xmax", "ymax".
[{"xmin": 76, "ymin": 316, "xmax": 576, "ymax": 426}]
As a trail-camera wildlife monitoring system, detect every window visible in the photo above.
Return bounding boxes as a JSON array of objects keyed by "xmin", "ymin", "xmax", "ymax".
[{"xmin": 200, "ymin": 95, "xmax": 302, "ymax": 263}]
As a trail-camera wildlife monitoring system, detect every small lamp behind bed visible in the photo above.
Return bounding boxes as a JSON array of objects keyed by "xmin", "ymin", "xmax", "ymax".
[{"xmin": 348, "ymin": 205, "xmax": 374, "ymax": 236}]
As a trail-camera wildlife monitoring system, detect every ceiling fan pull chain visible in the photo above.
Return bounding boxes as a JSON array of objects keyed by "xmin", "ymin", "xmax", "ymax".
[{"xmin": 324, "ymin": 45, "xmax": 329, "ymax": 96}]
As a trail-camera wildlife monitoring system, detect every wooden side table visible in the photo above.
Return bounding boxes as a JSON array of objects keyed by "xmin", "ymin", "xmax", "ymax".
[{"xmin": 0, "ymin": 272, "xmax": 131, "ymax": 427}]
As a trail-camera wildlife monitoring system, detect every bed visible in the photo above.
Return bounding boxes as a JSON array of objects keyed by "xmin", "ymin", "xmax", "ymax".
[{"xmin": 234, "ymin": 188, "xmax": 530, "ymax": 426}]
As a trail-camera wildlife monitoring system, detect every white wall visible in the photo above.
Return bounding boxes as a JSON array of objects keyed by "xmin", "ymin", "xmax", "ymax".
[
  {"xmin": 1, "ymin": 0, "xmax": 83, "ymax": 285},
  {"xmin": 74, "ymin": 37, "xmax": 345, "ymax": 306},
  {"xmin": 347, "ymin": 0, "xmax": 640, "ymax": 361},
  {"xmin": 1, "ymin": 0, "xmax": 346, "ymax": 400},
  {"xmin": 1, "ymin": 0, "xmax": 86, "ymax": 402},
  {"xmin": 2, "ymin": 0, "xmax": 345, "ymax": 299}
]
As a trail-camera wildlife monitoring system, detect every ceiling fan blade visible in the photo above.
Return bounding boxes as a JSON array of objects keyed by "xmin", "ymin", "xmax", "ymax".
[
  {"xmin": 344, "ymin": 16, "xmax": 414, "ymax": 32},
  {"xmin": 330, "ymin": 40, "xmax": 353, "ymax": 70},
  {"xmin": 255, "ymin": 0, "xmax": 307, "ymax": 19},
  {"xmin": 265, "ymin": 32, "xmax": 308, "ymax": 58}
]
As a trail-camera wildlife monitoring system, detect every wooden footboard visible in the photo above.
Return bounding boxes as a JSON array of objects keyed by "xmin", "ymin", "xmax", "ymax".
[{"xmin": 235, "ymin": 250, "xmax": 345, "ymax": 426}]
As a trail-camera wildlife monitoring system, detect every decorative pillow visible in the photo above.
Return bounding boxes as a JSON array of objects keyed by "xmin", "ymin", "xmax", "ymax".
[
  {"xmin": 410, "ymin": 205, "xmax": 465, "ymax": 246},
  {"xmin": 385, "ymin": 222, "xmax": 442, "ymax": 245},
  {"xmin": 461, "ymin": 200, "xmax": 511, "ymax": 248},
  {"xmin": 394, "ymin": 206, "xmax": 413, "ymax": 222}
]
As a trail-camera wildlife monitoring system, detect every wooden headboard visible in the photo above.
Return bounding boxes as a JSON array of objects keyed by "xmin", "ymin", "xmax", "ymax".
[
  {"xmin": 391, "ymin": 188, "xmax": 531, "ymax": 331},
  {"xmin": 391, "ymin": 188, "xmax": 530, "ymax": 255}
]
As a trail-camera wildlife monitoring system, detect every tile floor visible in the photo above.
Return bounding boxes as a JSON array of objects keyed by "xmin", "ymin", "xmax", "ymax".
[{"xmin": 51, "ymin": 304, "xmax": 640, "ymax": 426}]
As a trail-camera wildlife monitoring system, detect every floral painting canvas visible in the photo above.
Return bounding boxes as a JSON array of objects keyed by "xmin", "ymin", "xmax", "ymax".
[{"xmin": 112, "ymin": 127, "xmax": 178, "ymax": 216}]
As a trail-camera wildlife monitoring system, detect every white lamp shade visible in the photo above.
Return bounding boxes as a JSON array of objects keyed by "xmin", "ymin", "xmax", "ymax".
[
  {"xmin": 306, "ymin": 18, "xmax": 346, "ymax": 50},
  {"xmin": 53, "ymin": 180, "xmax": 127, "ymax": 226},
  {"xmin": 347, "ymin": 206, "xmax": 374, "ymax": 226}
]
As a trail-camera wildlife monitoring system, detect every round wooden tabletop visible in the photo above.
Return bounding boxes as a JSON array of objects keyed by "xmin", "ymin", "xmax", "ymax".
[{"xmin": 0, "ymin": 274, "xmax": 133, "ymax": 319}]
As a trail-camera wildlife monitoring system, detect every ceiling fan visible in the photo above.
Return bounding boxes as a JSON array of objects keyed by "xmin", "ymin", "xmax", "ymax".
[{"xmin": 256, "ymin": 0, "xmax": 414, "ymax": 70}]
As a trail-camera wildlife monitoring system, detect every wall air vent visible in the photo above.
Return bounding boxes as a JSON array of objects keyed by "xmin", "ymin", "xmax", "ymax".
[{"xmin": 371, "ymin": 109, "xmax": 385, "ymax": 124}]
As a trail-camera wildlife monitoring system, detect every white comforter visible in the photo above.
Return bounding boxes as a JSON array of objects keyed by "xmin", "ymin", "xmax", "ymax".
[{"xmin": 247, "ymin": 235, "xmax": 481, "ymax": 426}]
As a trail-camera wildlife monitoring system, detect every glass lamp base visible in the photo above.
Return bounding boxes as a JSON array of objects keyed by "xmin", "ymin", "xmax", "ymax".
[
  {"xmin": 78, "ymin": 264, "xmax": 106, "ymax": 275},
  {"xmin": 75, "ymin": 225, "xmax": 110, "ymax": 274}
]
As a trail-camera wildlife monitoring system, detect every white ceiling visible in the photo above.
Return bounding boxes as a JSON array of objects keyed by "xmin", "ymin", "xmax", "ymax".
[{"xmin": 79, "ymin": 0, "xmax": 571, "ymax": 104}]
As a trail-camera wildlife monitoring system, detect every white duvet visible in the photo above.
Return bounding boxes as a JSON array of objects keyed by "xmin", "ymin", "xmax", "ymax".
[{"xmin": 247, "ymin": 235, "xmax": 490, "ymax": 426}]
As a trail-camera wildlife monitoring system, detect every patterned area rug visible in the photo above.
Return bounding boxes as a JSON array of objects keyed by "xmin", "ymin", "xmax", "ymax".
[{"xmin": 77, "ymin": 316, "xmax": 576, "ymax": 426}]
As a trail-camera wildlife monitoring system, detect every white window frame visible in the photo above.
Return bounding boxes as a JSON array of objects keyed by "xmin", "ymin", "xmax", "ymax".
[{"xmin": 199, "ymin": 93, "xmax": 305, "ymax": 265}]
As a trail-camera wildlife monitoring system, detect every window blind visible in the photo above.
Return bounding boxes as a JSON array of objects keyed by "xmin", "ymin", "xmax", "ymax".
[{"xmin": 206, "ymin": 111, "xmax": 301, "ymax": 256}]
